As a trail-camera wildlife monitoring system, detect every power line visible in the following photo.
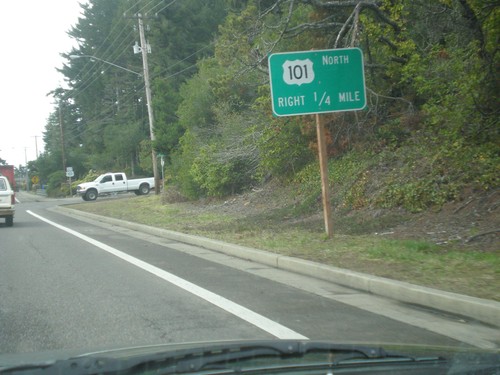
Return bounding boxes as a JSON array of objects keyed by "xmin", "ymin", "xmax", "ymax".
[
  {"xmin": 152, "ymin": 0, "xmax": 177, "ymax": 14},
  {"xmin": 136, "ymin": 0, "xmax": 160, "ymax": 15}
]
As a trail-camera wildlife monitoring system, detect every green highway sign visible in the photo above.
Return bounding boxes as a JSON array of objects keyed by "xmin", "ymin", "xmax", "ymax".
[{"xmin": 268, "ymin": 48, "xmax": 366, "ymax": 116}]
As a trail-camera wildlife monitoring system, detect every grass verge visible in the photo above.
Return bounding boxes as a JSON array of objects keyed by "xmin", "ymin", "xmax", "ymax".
[{"xmin": 65, "ymin": 194, "xmax": 499, "ymax": 301}]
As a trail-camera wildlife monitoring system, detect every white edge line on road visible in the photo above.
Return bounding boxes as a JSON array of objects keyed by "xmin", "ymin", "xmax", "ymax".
[{"xmin": 26, "ymin": 210, "xmax": 308, "ymax": 340}]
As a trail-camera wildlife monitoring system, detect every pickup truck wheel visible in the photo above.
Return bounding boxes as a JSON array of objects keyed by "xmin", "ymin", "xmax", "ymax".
[
  {"xmin": 6, "ymin": 216, "xmax": 13, "ymax": 227},
  {"xmin": 85, "ymin": 189, "xmax": 98, "ymax": 201},
  {"xmin": 139, "ymin": 183, "xmax": 150, "ymax": 195}
]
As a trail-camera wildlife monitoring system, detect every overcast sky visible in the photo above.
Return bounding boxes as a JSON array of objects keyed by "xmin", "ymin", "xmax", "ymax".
[{"xmin": 0, "ymin": 1, "xmax": 85, "ymax": 167}]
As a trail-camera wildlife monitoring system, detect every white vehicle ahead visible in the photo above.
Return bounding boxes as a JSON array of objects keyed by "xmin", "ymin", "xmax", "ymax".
[
  {"xmin": 0, "ymin": 175, "xmax": 15, "ymax": 226},
  {"xmin": 76, "ymin": 172, "xmax": 155, "ymax": 201}
]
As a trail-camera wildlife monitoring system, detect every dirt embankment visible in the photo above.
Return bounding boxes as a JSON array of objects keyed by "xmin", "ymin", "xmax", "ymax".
[
  {"xmin": 389, "ymin": 189, "xmax": 499, "ymax": 252},
  {"xmin": 170, "ymin": 184, "xmax": 499, "ymax": 252}
]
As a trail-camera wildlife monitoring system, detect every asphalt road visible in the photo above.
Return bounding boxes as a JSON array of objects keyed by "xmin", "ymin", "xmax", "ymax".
[{"xmin": 0, "ymin": 193, "xmax": 496, "ymax": 355}]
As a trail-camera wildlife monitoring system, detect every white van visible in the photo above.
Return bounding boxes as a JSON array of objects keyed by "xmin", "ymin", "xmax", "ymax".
[{"xmin": 0, "ymin": 175, "xmax": 15, "ymax": 226}]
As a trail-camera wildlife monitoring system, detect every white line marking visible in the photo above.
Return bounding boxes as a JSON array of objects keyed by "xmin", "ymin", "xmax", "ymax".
[{"xmin": 27, "ymin": 210, "xmax": 308, "ymax": 340}]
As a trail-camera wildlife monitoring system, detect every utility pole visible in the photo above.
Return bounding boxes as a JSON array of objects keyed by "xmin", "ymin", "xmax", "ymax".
[
  {"xmin": 32, "ymin": 136, "xmax": 39, "ymax": 158},
  {"xmin": 59, "ymin": 104, "xmax": 67, "ymax": 172},
  {"xmin": 24, "ymin": 147, "xmax": 30, "ymax": 191},
  {"xmin": 136, "ymin": 13, "xmax": 160, "ymax": 194}
]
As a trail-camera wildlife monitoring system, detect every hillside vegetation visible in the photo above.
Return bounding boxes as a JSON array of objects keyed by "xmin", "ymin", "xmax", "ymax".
[{"xmin": 27, "ymin": 0, "xmax": 496, "ymax": 202}]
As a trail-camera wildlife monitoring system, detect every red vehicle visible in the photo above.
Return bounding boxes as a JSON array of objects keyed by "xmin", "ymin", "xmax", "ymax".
[{"xmin": 0, "ymin": 165, "xmax": 16, "ymax": 192}]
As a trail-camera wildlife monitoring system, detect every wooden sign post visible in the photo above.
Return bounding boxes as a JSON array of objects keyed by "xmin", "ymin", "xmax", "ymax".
[{"xmin": 315, "ymin": 114, "xmax": 333, "ymax": 238}]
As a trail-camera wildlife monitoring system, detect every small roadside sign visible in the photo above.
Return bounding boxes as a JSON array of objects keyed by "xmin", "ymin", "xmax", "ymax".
[
  {"xmin": 66, "ymin": 167, "xmax": 74, "ymax": 178},
  {"xmin": 268, "ymin": 48, "xmax": 366, "ymax": 116}
]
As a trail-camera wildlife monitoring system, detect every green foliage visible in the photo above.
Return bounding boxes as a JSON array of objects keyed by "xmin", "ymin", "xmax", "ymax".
[
  {"xmin": 170, "ymin": 130, "xmax": 202, "ymax": 200},
  {"xmin": 291, "ymin": 151, "xmax": 376, "ymax": 212},
  {"xmin": 171, "ymin": 54, "xmax": 263, "ymax": 198},
  {"xmin": 187, "ymin": 103, "xmax": 261, "ymax": 197},
  {"xmin": 190, "ymin": 144, "xmax": 255, "ymax": 197},
  {"xmin": 151, "ymin": 78, "xmax": 184, "ymax": 158},
  {"xmin": 176, "ymin": 59, "xmax": 218, "ymax": 132},
  {"xmin": 380, "ymin": 180, "xmax": 459, "ymax": 213},
  {"xmin": 37, "ymin": 0, "xmax": 497, "ymax": 214},
  {"xmin": 375, "ymin": 134, "xmax": 499, "ymax": 212},
  {"xmin": 291, "ymin": 131, "xmax": 499, "ymax": 214},
  {"xmin": 255, "ymin": 116, "xmax": 315, "ymax": 180},
  {"xmin": 103, "ymin": 121, "xmax": 144, "ymax": 165},
  {"xmin": 138, "ymin": 139, "xmax": 153, "ymax": 175},
  {"xmin": 150, "ymin": 0, "xmax": 228, "ymax": 158},
  {"xmin": 46, "ymin": 171, "xmax": 69, "ymax": 198}
]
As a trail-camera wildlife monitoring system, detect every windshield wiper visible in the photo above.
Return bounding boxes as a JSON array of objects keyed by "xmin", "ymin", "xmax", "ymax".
[
  {"xmin": 175, "ymin": 341, "xmax": 443, "ymax": 373},
  {"xmin": 170, "ymin": 341, "xmax": 392, "ymax": 374},
  {"xmin": 0, "ymin": 340, "xmax": 441, "ymax": 374}
]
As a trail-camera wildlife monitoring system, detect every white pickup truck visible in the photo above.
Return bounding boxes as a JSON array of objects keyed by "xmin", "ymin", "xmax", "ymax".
[{"xmin": 76, "ymin": 172, "xmax": 155, "ymax": 201}]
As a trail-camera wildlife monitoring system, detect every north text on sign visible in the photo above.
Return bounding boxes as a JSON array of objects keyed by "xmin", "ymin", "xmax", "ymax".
[{"xmin": 322, "ymin": 55, "xmax": 349, "ymax": 65}]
